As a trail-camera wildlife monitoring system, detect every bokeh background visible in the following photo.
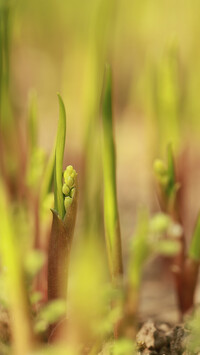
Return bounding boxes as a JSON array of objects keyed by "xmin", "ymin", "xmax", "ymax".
[{"xmin": 2, "ymin": 0, "xmax": 200, "ymax": 323}]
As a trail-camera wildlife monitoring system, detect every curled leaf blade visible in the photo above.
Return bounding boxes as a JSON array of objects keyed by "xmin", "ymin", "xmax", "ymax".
[{"xmin": 54, "ymin": 94, "xmax": 66, "ymax": 219}]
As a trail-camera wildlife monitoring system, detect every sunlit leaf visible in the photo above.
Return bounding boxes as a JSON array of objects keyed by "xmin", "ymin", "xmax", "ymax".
[
  {"xmin": 54, "ymin": 93, "xmax": 66, "ymax": 219},
  {"xmin": 101, "ymin": 65, "xmax": 123, "ymax": 280},
  {"xmin": 189, "ymin": 213, "xmax": 200, "ymax": 261},
  {"xmin": 37, "ymin": 299, "xmax": 66, "ymax": 324},
  {"xmin": 24, "ymin": 250, "xmax": 45, "ymax": 279}
]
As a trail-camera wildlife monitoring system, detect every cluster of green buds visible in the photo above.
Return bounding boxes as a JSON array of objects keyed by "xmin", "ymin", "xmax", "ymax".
[
  {"xmin": 153, "ymin": 159, "xmax": 169, "ymax": 188},
  {"xmin": 62, "ymin": 165, "xmax": 77, "ymax": 211},
  {"xmin": 153, "ymin": 145, "xmax": 179, "ymax": 200}
]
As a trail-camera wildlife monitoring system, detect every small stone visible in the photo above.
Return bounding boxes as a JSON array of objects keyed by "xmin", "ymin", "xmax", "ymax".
[{"xmin": 137, "ymin": 320, "xmax": 157, "ymax": 350}]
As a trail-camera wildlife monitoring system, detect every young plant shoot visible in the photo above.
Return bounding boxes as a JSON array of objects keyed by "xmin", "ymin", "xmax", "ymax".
[
  {"xmin": 101, "ymin": 65, "xmax": 123, "ymax": 282},
  {"xmin": 0, "ymin": 181, "xmax": 35, "ymax": 355},
  {"xmin": 48, "ymin": 95, "xmax": 78, "ymax": 305},
  {"xmin": 154, "ymin": 146, "xmax": 200, "ymax": 315}
]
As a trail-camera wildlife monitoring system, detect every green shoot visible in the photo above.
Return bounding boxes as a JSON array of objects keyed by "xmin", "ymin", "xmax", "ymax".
[
  {"xmin": 154, "ymin": 144, "xmax": 179, "ymax": 215},
  {"xmin": 40, "ymin": 143, "xmax": 55, "ymax": 213},
  {"xmin": 101, "ymin": 65, "xmax": 123, "ymax": 281},
  {"xmin": 189, "ymin": 214, "xmax": 200, "ymax": 261},
  {"xmin": 128, "ymin": 210, "xmax": 149, "ymax": 290},
  {"xmin": 154, "ymin": 40, "xmax": 180, "ymax": 153},
  {"xmin": 166, "ymin": 144, "xmax": 175, "ymax": 195},
  {"xmin": 0, "ymin": 181, "xmax": 35, "ymax": 354},
  {"xmin": 54, "ymin": 94, "xmax": 66, "ymax": 219},
  {"xmin": 48, "ymin": 165, "xmax": 78, "ymax": 303}
]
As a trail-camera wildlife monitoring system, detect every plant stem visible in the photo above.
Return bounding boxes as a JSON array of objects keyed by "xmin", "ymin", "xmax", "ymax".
[
  {"xmin": 101, "ymin": 65, "xmax": 123, "ymax": 281},
  {"xmin": 0, "ymin": 182, "xmax": 35, "ymax": 355}
]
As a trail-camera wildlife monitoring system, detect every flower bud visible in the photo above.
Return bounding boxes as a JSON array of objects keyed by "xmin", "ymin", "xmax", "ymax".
[
  {"xmin": 70, "ymin": 187, "xmax": 75, "ymax": 198},
  {"xmin": 62, "ymin": 183, "xmax": 70, "ymax": 196},
  {"xmin": 154, "ymin": 159, "xmax": 166, "ymax": 176},
  {"xmin": 64, "ymin": 196, "xmax": 72, "ymax": 210}
]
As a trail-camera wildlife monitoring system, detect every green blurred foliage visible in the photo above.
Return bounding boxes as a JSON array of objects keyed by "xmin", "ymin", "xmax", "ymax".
[
  {"xmin": 35, "ymin": 299, "xmax": 66, "ymax": 334},
  {"xmin": 1, "ymin": 0, "xmax": 200, "ymax": 353},
  {"xmin": 128, "ymin": 210, "xmax": 181, "ymax": 289}
]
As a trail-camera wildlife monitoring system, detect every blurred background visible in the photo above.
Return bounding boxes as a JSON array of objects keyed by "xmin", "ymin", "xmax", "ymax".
[{"xmin": 2, "ymin": 0, "xmax": 200, "ymax": 324}]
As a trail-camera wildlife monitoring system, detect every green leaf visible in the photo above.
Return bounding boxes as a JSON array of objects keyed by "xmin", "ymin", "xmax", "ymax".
[
  {"xmin": 40, "ymin": 142, "xmax": 55, "ymax": 209},
  {"xmin": 166, "ymin": 143, "xmax": 175, "ymax": 196},
  {"xmin": 54, "ymin": 93, "xmax": 66, "ymax": 219},
  {"xmin": 189, "ymin": 213, "xmax": 200, "ymax": 261},
  {"xmin": 153, "ymin": 145, "xmax": 178, "ymax": 203},
  {"xmin": 0, "ymin": 181, "xmax": 34, "ymax": 353},
  {"xmin": 37, "ymin": 299, "xmax": 66, "ymax": 325},
  {"xmin": 24, "ymin": 250, "xmax": 45, "ymax": 279},
  {"xmin": 101, "ymin": 65, "xmax": 123, "ymax": 280},
  {"xmin": 128, "ymin": 209, "xmax": 149, "ymax": 289},
  {"xmin": 26, "ymin": 147, "xmax": 46, "ymax": 189}
]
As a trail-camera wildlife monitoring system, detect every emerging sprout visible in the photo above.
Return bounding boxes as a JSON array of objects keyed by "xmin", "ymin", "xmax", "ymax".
[
  {"xmin": 154, "ymin": 159, "xmax": 167, "ymax": 176},
  {"xmin": 62, "ymin": 165, "xmax": 77, "ymax": 211},
  {"xmin": 150, "ymin": 213, "xmax": 170, "ymax": 233},
  {"xmin": 153, "ymin": 159, "xmax": 169, "ymax": 187}
]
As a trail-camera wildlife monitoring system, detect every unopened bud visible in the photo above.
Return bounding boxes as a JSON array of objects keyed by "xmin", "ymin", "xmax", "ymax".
[
  {"xmin": 154, "ymin": 159, "xmax": 166, "ymax": 176},
  {"xmin": 150, "ymin": 213, "xmax": 170, "ymax": 233},
  {"xmin": 64, "ymin": 196, "xmax": 72, "ymax": 210},
  {"xmin": 67, "ymin": 176, "xmax": 74, "ymax": 188},
  {"xmin": 70, "ymin": 187, "xmax": 75, "ymax": 198},
  {"xmin": 62, "ymin": 183, "xmax": 70, "ymax": 196}
]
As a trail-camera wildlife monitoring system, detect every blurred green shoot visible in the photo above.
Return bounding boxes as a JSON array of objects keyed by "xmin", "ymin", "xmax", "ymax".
[
  {"xmin": 127, "ymin": 211, "xmax": 179, "ymax": 289},
  {"xmin": 34, "ymin": 299, "xmax": 66, "ymax": 334},
  {"xmin": 123, "ymin": 210, "xmax": 180, "ymax": 337},
  {"xmin": 154, "ymin": 146, "xmax": 200, "ymax": 314},
  {"xmin": 24, "ymin": 250, "xmax": 46, "ymax": 281},
  {"xmin": 186, "ymin": 309, "xmax": 200, "ymax": 354},
  {"xmin": 39, "ymin": 144, "xmax": 55, "ymax": 217},
  {"xmin": 154, "ymin": 40, "xmax": 180, "ymax": 154},
  {"xmin": 189, "ymin": 214, "xmax": 200, "ymax": 261},
  {"xmin": 26, "ymin": 91, "xmax": 47, "ymax": 192},
  {"xmin": 26, "ymin": 148, "xmax": 46, "ymax": 191},
  {"xmin": 101, "ymin": 65, "xmax": 123, "ymax": 281},
  {"xmin": 27, "ymin": 90, "xmax": 56, "ymax": 216},
  {"xmin": 182, "ymin": 214, "xmax": 200, "ymax": 313},
  {"xmin": 154, "ymin": 144, "xmax": 180, "ymax": 215},
  {"xmin": 127, "ymin": 210, "xmax": 149, "ymax": 291},
  {"xmin": 68, "ymin": 237, "xmax": 118, "ymax": 352},
  {"xmin": 0, "ymin": 181, "xmax": 35, "ymax": 355},
  {"xmin": 54, "ymin": 94, "xmax": 66, "ymax": 220}
]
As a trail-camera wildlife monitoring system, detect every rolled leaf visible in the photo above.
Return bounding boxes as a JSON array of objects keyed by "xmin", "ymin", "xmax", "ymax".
[
  {"xmin": 54, "ymin": 94, "xmax": 66, "ymax": 219},
  {"xmin": 101, "ymin": 65, "xmax": 123, "ymax": 280}
]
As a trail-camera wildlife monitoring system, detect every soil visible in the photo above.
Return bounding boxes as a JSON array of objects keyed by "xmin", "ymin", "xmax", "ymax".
[{"xmin": 136, "ymin": 320, "xmax": 188, "ymax": 355}]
